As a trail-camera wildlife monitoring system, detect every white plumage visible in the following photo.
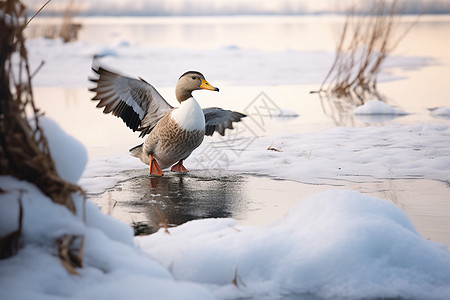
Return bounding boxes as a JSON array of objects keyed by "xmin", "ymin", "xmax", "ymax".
[{"xmin": 170, "ymin": 97, "xmax": 205, "ymax": 131}]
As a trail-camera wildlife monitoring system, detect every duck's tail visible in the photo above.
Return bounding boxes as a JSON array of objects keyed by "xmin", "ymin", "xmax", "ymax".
[{"xmin": 129, "ymin": 143, "xmax": 150, "ymax": 165}]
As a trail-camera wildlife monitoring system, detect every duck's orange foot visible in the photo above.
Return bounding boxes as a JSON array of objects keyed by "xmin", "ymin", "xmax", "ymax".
[
  {"xmin": 171, "ymin": 160, "xmax": 189, "ymax": 173},
  {"xmin": 149, "ymin": 154, "xmax": 164, "ymax": 176}
]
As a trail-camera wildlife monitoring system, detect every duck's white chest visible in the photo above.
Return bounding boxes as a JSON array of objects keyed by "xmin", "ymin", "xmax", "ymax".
[{"xmin": 170, "ymin": 97, "xmax": 205, "ymax": 131}]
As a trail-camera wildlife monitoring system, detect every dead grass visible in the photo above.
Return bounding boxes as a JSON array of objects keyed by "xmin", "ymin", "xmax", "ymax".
[
  {"xmin": 28, "ymin": 0, "xmax": 82, "ymax": 42},
  {"xmin": 58, "ymin": 0, "xmax": 82, "ymax": 43},
  {"xmin": 231, "ymin": 267, "xmax": 246, "ymax": 288},
  {"xmin": 313, "ymin": 0, "xmax": 415, "ymax": 102},
  {"xmin": 267, "ymin": 143, "xmax": 283, "ymax": 152},
  {"xmin": 0, "ymin": 0, "xmax": 84, "ymax": 267}
]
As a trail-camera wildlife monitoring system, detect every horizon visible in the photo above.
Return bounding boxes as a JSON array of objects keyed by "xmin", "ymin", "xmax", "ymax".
[{"xmin": 23, "ymin": 0, "xmax": 450, "ymax": 16}]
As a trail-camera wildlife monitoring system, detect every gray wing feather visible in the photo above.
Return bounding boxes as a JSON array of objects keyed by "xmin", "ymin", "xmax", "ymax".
[
  {"xmin": 89, "ymin": 65, "xmax": 173, "ymax": 137},
  {"xmin": 203, "ymin": 107, "xmax": 246, "ymax": 136}
]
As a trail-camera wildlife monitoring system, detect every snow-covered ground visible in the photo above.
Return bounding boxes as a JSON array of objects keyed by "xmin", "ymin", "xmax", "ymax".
[
  {"xmin": 2, "ymin": 16, "xmax": 450, "ymax": 300},
  {"xmin": 24, "ymin": 37, "xmax": 430, "ymax": 88}
]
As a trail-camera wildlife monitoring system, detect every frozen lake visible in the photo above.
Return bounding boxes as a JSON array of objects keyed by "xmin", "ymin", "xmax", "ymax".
[{"xmin": 28, "ymin": 15, "xmax": 450, "ymax": 250}]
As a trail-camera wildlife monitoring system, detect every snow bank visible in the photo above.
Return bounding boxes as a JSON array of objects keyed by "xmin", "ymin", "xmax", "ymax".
[
  {"xmin": 0, "ymin": 116, "xmax": 212, "ymax": 299},
  {"xmin": 35, "ymin": 116, "xmax": 88, "ymax": 184},
  {"xmin": 0, "ymin": 176, "xmax": 214, "ymax": 300},
  {"xmin": 137, "ymin": 190, "xmax": 450, "ymax": 300},
  {"xmin": 353, "ymin": 100, "xmax": 408, "ymax": 115}
]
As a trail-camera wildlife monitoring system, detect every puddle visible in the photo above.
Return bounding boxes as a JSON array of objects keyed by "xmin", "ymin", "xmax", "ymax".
[{"xmin": 89, "ymin": 170, "xmax": 450, "ymax": 248}]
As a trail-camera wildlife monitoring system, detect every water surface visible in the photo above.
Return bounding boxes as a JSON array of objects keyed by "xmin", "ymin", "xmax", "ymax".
[{"xmin": 90, "ymin": 170, "xmax": 450, "ymax": 248}]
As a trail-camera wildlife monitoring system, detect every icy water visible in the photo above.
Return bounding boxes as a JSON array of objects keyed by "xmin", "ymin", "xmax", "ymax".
[
  {"xmin": 92, "ymin": 170, "xmax": 450, "ymax": 248},
  {"xmin": 30, "ymin": 15, "xmax": 450, "ymax": 249}
]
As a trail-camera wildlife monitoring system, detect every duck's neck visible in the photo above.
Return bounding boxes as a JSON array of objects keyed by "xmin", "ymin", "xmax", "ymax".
[{"xmin": 175, "ymin": 88, "xmax": 192, "ymax": 104}]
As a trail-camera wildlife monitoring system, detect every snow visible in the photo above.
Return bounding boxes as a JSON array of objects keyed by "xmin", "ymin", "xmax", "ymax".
[
  {"xmin": 79, "ymin": 154, "xmax": 144, "ymax": 194},
  {"xmin": 430, "ymin": 107, "xmax": 450, "ymax": 117},
  {"xmin": 0, "ymin": 176, "xmax": 214, "ymax": 300},
  {"xmin": 25, "ymin": 37, "xmax": 429, "ymax": 88},
  {"xmin": 183, "ymin": 123, "xmax": 450, "ymax": 184},
  {"xmin": 353, "ymin": 100, "xmax": 408, "ymax": 115},
  {"xmin": 137, "ymin": 190, "xmax": 450, "ymax": 300},
  {"xmin": 33, "ymin": 116, "xmax": 88, "ymax": 185}
]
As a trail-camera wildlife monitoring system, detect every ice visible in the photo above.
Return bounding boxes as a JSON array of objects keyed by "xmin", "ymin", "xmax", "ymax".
[
  {"xmin": 137, "ymin": 190, "xmax": 450, "ymax": 300},
  {"xmin": 79, "ymin": 154, "xmax": 144, "ymax": 194},
  {"xmin": 183, "ymin": 123, "xmax": 450, "ymax": 184},
  {"xmin": 25, "ymin": 38, "xmax": 430, "ymax": 88}
]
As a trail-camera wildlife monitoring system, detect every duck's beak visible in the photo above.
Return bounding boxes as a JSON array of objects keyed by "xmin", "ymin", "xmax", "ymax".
[{"xmin": 200, "ymin": 78, "xmax": 219, "ymax": 92}]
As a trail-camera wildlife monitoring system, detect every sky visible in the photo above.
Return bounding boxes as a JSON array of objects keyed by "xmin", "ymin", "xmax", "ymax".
[{"xmin": 23, "ymin": 0, "xmax": 450, "ymax": 16}]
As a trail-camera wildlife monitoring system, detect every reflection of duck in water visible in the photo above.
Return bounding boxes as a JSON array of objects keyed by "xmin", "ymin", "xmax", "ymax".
[
  {"xmin": 89, "ymin": 64, "xmax": 246, "ymax": 176},
  {"xmin": 142, "ymin": 174, "xmax": 238, "ymax": 233}
]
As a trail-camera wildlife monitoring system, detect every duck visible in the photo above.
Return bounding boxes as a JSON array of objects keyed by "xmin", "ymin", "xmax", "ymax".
[{"xmin": 89, "ymin": 64, "xmax": 246, "ymax": 176}]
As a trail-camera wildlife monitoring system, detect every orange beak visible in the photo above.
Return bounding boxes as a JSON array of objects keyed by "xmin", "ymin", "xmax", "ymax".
[{"xmin": 200, "ymin": 78, "xmax": 219, "ymax": 92}]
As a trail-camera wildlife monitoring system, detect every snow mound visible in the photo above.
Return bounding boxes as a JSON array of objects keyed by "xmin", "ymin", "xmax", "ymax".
[
  {"xmin": 37, "ymin": 116, "xmax": 88, "ymax": 184},
  {"xmin": 276, "ymin": 109, "xmax": 299, "ymax": 117},
  {"xmin": 430, "ymin": 107, "xmax": 450, "ymax": 116},
  {"xmin": 138, "ymin": 190, "xmax": 450, "ymax": 300},
  {"xmin": 0, "ymin": 176, "xmax": 214, "ymax": 300},
  {"xmin": 353, "ymin": 100, "xmax": 408, "ymax": 115}
]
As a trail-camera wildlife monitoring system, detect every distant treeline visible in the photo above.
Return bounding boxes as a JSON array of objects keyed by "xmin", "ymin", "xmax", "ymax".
[{"xmin": 24, "ymin": 0, "xmax": 450, "ymax": 17}]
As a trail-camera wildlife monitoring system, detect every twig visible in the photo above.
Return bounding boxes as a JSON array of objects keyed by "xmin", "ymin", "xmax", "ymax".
[
  {"xmin": 267, "ymin": 143, "xmax": 283, "ymax": 152},
  {"xmin": 30, "ymin": 61, "xmax": 45, "ymax": 79},
  {"xmin": 25, "ymin": 0, "xmax": 52, "ymax": 28}
]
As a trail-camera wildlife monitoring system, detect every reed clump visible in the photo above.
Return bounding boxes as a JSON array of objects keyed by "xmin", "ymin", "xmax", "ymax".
[
  {"xmin": 314, "ymin": 0, "xmax": 412, "ymax": 102},
  {"xmin": 29, "ymin": 0, "xmax": 82, "ymax": 42},
  {"xmin": 0, "ymin": 0, "xmax": 84, "ymax": 271},
  {"xmin": 58, "ymin": 0, "xmax": 82, "ymax": 43}
]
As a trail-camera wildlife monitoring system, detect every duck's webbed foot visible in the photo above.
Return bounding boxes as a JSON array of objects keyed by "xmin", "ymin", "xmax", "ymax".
[
  {"xmin": 171, "ymin": 160, "xmax": 189, "ymax": 173},
  {"xmin": 149, "ymin": 154, "xmax": 164, "ymax": 176}
]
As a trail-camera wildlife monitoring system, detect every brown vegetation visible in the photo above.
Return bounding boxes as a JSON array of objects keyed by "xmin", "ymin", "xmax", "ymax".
[
  {"xmin": 0, "ymin": 0, "xmax": 84, "ymax": 269},
  {"xmin": 28, "ymin": 0, "xmax": 82, "ymax": 42},
  {"xmin": 58, "ymin": 0, "xmax": 82, "ymax": 42},
  {"xmin": 313, "ymin": 0, "xmax": 414, "ymax": 102}
]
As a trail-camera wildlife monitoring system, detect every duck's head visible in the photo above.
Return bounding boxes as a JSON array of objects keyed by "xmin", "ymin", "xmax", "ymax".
[{"xmin": 175, "ymin": 71, "xmax": 219, "ymax": 103}]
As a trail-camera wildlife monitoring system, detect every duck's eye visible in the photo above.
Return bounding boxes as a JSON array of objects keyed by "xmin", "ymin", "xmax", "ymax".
[{"xmin": 192, "ymin": 76, "xmax": 196, "ymax": 80}]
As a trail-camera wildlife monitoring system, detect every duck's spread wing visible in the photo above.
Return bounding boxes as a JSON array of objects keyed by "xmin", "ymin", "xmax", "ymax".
[
  {"xmin": 89, "ymin": 66, "xmax": 173, "ymax": 137},
  {"xmin": 203, "ymin": 107, "xmax": 246, "ymax": 136}
]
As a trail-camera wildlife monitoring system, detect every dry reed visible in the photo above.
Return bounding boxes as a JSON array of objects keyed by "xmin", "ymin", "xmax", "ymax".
[
  {"xmin": 58, "ymin": 0, "xmax": 82, "ymax": 43},
  {"xmin": 0, "ymin": 0, "xmax": 84, "ymax": 270},
  {"xmin": 28, "ymin": 0, "xmax": 82, "ymax": 42},
  {"xmin": 314, "ymin": 0, "xmax": 413, "ymax": 102}
]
